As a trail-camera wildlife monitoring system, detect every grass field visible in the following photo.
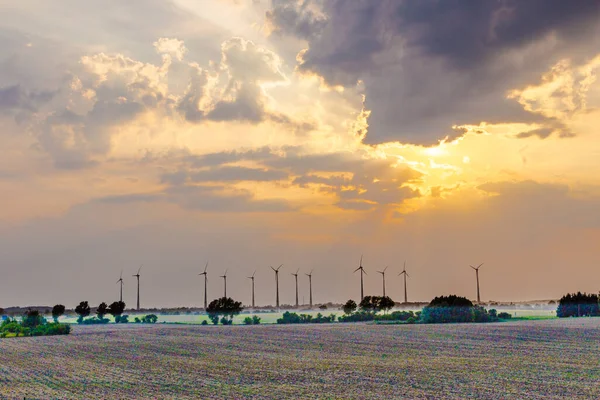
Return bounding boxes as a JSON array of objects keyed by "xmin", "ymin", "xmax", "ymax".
[{"xmin": 1, "ymin": 318, "xmax": 599, "ymax": 399}]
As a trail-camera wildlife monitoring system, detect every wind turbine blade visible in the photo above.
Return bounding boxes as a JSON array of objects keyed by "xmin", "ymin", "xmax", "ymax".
[
  {"xmin": 363, "ymin": 269, "xmax": 367, "ymax": 275},
  {"xmin": 278, "ymin": 264, "xmax": 283, "ymax": 270},
  {"xmin": 271, "ymin": 266, "xmax": 276, "ymax": 272},
  {"xmin": 383, "ymin": 266, "xmax": 388, "ymax": 273},
  {"xmin": 477, "ymin": 263, "xmax": 484, "ymax": 269},
  {"xmin": 253, "ymin": 270, "xmax": 256, "ymax": 277},
  {"xmin": 470, "ymin": 265, "xmax": 477, "ymax": 270},
  {"xmin": 204, "ymin": 262, "xmax": 208, "ymax": 273},
  {"xmin": 138, "ymin": 265, "xmax": 142, "ymax": 275},
  {"xmin": 296, "ymin": 268, "xmax": 299, "ymax": 274},
  {"xmin": 354, "ymin": 267, "xmax": 361, "ymax": 273},
  {"xmin": 360, "ymin": 255, "xmax": 363, "ymax": 267}
]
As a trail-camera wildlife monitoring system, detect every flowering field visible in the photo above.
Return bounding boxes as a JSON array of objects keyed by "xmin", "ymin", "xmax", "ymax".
[{"xmin": 1, "ymin": 318, "xmax": 599, "ymax": 399}]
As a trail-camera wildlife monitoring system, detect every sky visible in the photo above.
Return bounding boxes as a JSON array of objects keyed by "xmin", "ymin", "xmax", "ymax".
[{"xmin": 1, "ymin": 0, "xmax": 600, "ymax": 308}]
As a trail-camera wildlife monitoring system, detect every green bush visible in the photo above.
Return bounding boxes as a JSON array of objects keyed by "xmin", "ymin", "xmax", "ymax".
[
  {"xmin": 201, "ymin": 320, "xmax": 208, "ymax": 325},
  {"xmin": 252, "ymin": 315, "xmax": 261, "ymax": 325},
  {"xmin": 338, "ymin": 311, "xmax": 375, "ymax": 323},
  {"xmin": 498, "ymin": 312, "xmax": 512, "ymax": 319},
  {"xmin": 81, "ymin": 317, "xmax": 109, "ymax": 325},
  {"xmin": 374, "ymin": 310, "xmax": 415, "ymax": 322},
  {"xmin": 276, "ymin": 312, "xmax": 336, "ymax": 324},
  {"xmin": 31, "ymin": 323, "xmax": 71, "ymax": 336},
  {"xmin": 141, "ymin": 314, "xmax": 158, "ymax": 324},
  {"xmin": 0, "ymin": 316, "xmax": 70, "ymax": 338}
]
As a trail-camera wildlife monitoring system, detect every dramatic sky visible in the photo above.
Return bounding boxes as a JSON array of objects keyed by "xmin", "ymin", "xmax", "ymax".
[{"xmin": 1, "ymin": 0, "xmax": 600, "ymax": 308}]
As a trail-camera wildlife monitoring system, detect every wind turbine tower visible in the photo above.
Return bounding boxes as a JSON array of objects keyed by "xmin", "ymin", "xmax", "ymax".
[
  {"xmin": 291, "ymin": 268, "xmax": 300, "ymax": 308},
  {"xmin": 353, "ymin": 255, "xmax": 367, "ymax": 302},
  {"xmin": 305, "ymin": 269, "xmax": 313, "ymax": 309},
  {"xmin": 399, "ymin": 262, "xmax": 409, "ymax": 304},
  {"xmin": 117, "ymin": 271, "xmax": 124, "ymax": 303},
  {"xmin": 198, "ymin": 262, "xmax": 208, "ymax": 309},
  {"xmin": 271, "ymin": 264, "xmax": 283, "ymax": 309},
  {"xmin": 247, "ymin": 270, "xmax": 256, "ymax": 308},
  {"xmin": 220, "ymin": 269, "xmax": 228, "ymax": 298},
  {"xmin": 470, "ymin": 263, "xmax": 484, "ymax": 303},
  {"xmin": 132, "ymin": 265, "xmax": 142, "ymax": 310},
  {"xmin": 377, "ymin": 266, "xmax": 388, "ymax": 297}
]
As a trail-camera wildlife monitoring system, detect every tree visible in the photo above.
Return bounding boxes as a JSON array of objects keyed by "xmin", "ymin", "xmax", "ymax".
[
  {"xmin": 0, "ymin": 308, "xmax": 4, "ymax": 315},
  {"xmin": 75, "ymin": 301, "xmax": 91, "ymax": 323},
  {"xmin": 108, "ymin": 301, "xmax": 126, "ymax": 323},
  {"xmin": 21, "ymin": 309, "xmax": 45, "ymax": 328},
  {"xmin": 206, "ymin": 297, "xmax": 243, "ymax": 325},
  {"xmin": 52, "ymin": 304, "xmax": 65, "ymax": 323},
  {"xmin": 343, "ymin": 299, "xmax": 357, "ymax": 315},
  {"xmin": 359, "ymin": 296, "xmax": 377, "ymax": 312},
  {"xmin": 96, "ymin": 302, "xmax": 108, "ymax": 321},
  {"xmin": 557, "ymin": 292, "xmax": 600, "ymax": 318},
  {"xmin": 421, "ymin": 295, "xmax": 496, "ymax": 323},
  {"xmin": 378, "ymin": 296, "xmax": 395, "ymax": 313},
  {"xmin": 359, "ymin": 296, "xmax": 395, "ymax": 313}
]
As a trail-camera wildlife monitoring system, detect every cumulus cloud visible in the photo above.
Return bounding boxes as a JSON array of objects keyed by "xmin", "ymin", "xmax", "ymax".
[
  {"xmin": 266, "ymin": 0, "xmax": 600, "ymax": 144},
  {"xmin": 153, "ymin": 37, "xmax": 188, "ymax": 61},
  {"xmin": 177, "ymin": 37, "xmax": 299, "ymax": 125},
  {"xmin": 4, "ymin": 35, "xmax": 310, "ymax": 169}
]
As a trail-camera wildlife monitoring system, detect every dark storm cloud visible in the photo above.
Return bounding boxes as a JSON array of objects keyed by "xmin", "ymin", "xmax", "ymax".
[
  {"xmin": 267, "ymin": 0, "xmax": 600, "ymax": 144},
  {"xmin": 395, "ymin": 0, "xmax": 600, "ymax": 69}
]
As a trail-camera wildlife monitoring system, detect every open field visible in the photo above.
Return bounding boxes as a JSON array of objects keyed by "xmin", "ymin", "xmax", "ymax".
[{"xmin": 2, "ymin": 318, "xmax": 599, "ymax": 399}]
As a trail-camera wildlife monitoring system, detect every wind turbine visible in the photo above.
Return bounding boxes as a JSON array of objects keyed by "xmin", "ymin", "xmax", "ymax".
[
  {"xmin": 271, "ymin": 264, "xmax": 283, "ymax": 309},
  {"xmin": 247, "ymin": 270, "xmax": 256, "ymax": 308},
  {"xmin": 377, "ymin": 266, "xmax": 388, "ymax": 297},
  {"xmin": 198, "ymin": 262, "xmax": 208, "ymax": 309},
  {"xmin": 291, "ymin": 268, "xmax": 300, "ymax": 308},
  {"xmin": 116, "ymin": 271, "xmax": 124, "ymax": 303},
  {"xmin": 132, "ymin": 265, "xmax": 142, "ymax": 311},
  {"xmin": 305, "ymin": 269, "xmax": 313, "ymax": 309},
  {"xmin": 398, "ymin": 262, "xmax": 409, "ymax": 304},
  {"xmin": 354, "ymin": 255, "xmax": 367, "ymax": 301},
  {"xmin": 220, "ymin": 269, "xmax": 228, "ymax": 298},
  {"xmin": 470, "ymin": 263, "xmax": 484, "ymax": 303}
]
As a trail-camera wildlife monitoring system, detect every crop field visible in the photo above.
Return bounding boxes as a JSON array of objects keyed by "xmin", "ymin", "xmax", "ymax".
[{"xmin": 1, "ymin": 318, "xmax": 599, "ymax": 399}]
